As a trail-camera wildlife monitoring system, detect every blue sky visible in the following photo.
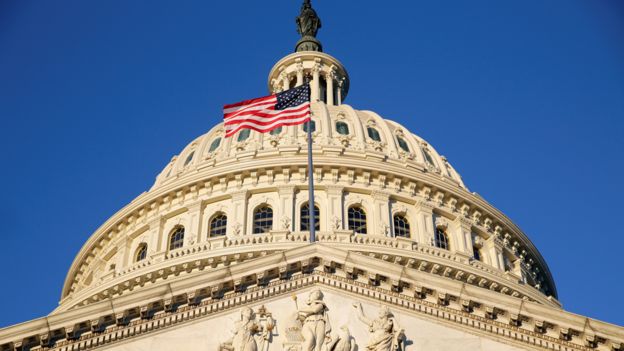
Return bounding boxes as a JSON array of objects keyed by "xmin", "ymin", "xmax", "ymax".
[{"xmin": 0, "ymin": 0, "xmax": 622, "ymax": 328}]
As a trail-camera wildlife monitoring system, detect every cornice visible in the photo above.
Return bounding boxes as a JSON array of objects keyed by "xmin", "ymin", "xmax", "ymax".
[{"xmin": 2, "ymin": 245, "xmax": 621, "ymax": 351}]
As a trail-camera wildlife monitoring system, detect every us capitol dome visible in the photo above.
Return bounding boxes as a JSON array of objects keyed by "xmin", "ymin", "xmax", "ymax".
[{"xmin": 1, "ymin": 2, "xmax": 622, "ymax": 351}]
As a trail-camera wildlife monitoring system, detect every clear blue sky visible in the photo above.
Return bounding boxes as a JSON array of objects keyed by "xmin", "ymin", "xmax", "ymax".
[{"xmin": 0, "ymin": 1, "xmax": 622, "ymax": 328}]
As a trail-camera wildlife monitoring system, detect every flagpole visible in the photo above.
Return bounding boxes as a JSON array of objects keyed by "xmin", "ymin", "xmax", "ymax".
[{"xmin": 307, "ymin": 110, "xmax": 316, "ymax": 243}]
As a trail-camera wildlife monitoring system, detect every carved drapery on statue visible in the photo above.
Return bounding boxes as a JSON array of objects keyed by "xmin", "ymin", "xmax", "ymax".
[
  {"xmin": 295, "ymin": 0, "xmax": 323, "ymax": 52},
  {"xmin": 352, "ymin": 303, "xmax": 406, "ymax": 351},
  {"xmin": 220, "ymin": 306, "xmax": 275, "ymax": 351},
  {"xmin": 283, "ymin": 290, "xmax": 357, "ymax": 351}
]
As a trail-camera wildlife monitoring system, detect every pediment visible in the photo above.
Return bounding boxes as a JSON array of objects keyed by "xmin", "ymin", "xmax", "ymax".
[
  {"xmin": 102, "ymin": 289, "xmax": 528, "ymax": 351},
  {"xmin": 1, "ymin": 244, "xmax": 621, "ymax": 351}
]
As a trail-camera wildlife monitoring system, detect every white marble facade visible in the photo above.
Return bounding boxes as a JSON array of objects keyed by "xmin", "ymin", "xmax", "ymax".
[{"xmin": 103, "ymin": 289, "xmax": 528, "ymax": 351}]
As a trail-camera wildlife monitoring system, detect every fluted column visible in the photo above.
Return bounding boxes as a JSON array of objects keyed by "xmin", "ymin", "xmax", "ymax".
[
  {"xmin": 337, "ymin": 79, "xmax": 343, "ymax": 105},
  {"xmin": 296, "ymin": 61, "xmax": 304, "ymax": 87},
  {"xmin": 281, "ymin": 71, "xmax": 290, "ymax": 91},
  {"xmin": 326, "ymin": 70, "xmax": 335, "ymax": 105},
  {"xmin": 311, "ymin": 61, "xmax": 321, "ymax": 101}
]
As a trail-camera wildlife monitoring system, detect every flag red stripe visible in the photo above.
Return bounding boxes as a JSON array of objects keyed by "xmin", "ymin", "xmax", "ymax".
[
  {"xmin": 225, "ymin": 116, "xmax": 311, "ymax": 137},
  {"xmin": 223, "ymin": 88, "xmax": 310, "ymax": 138},
  {"xmin": 224, "ymin": 104, "xmax": 310, "ymax": 124},
  {"xmin": 223, "ymin": 98, "xmax": 277, "ymax": 119},
  {"xmin": 223, "ymin": 94, "xmax": 275, "ymax": 111},
  {"xmin": 224, "ymin": 108, "xmax": 310, "ymax": 129}
]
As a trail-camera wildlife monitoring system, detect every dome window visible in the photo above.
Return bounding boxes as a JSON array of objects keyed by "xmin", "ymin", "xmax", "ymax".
[
  {"xmin": 473, "ymin": 246, "xmax": 482, "ymax": 261},
  {"xmin": 393, "ymin": 214, "xmax": 410, "ymax": 238},
  {"xmin": 434, "ymin": 228, "xmax": 449, "ymax": 250},
  {"xmin": 253, "ymin": 205, "xmax": 273, "ymax": 234},
  {"xmin": 303, "ymin": 120, "xmax": 316, "ymax": 133},
  {"xmin": 169, "ymin": 226, "xmax": 185, "ymax": 250},
  {"xmin": 209, "ymin": 213, "xmax": 227, "ymax": 237},
  {"xmin": 135, "ymin": 243, "xmax": 148, "ymax": 262},
  {"xmin": 348, "ymin": 206, "xmax": 367, "ymax": 234},
  {"xmin": 423, "ymin": 148, "xmax": 436, "ymax": 166},
  {"xmin": 367, "ymin": 127, "xmax": 381, "ymax": 142},
  {"xmin": 300, "ymin": 202, "xmax": 320, "ymax": 231},
  {"xmin": 397, "ymin": 137, "xmax": 410, "ymax": 152},
  {"xmin": 269, "ymin": 126, "xmax": 283, "ymax": 135},
  {"xmin": 184, "ymin": 151, "xmax": 195, "ymax": 166},
  {"xmin": 208, "ymin": 138, "xmax": 221, "ymax": 152},
  {"xmin": 237, "ymin": 129, "xmax": 251, "ymax": 142},
  {"xmin": 336, "ymin": 121, "xmax": 349, "ymax": 135}
]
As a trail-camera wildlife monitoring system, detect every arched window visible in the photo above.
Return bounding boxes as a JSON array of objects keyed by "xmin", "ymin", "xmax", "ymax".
[
  {"xmin": 393, "ymin": 214, "xmax": 410, "ymax": 238},
  {"xmin": 269, "ymin": 126, "xmax": 283, "ymax": 135},
  {"xmin": 300, "ymin": 202, "xmax": 320, "ymax": 231},
  {"xmin": 209, "ymin": 213, "xmax": 227, "ymax": 237},
  {"xmin": 237, "ymin": 129, "xmax": 250, "ymax": 142},
  {"xmin": 504, "ymin": 256, "xmax": 513, "ymax": 272},
  {"xmin": 367, "ymin": 127, "xmax": 381, "ymax": 141},
  {"xmin": 135, "ymin": 243, "xmax": 148, "ymax": 262},
  {"xmin": 336, "ymin": 121, "xmax": 349, "ymax": 135},
  {"xmin": 169, "ymin": 226, "xmax": 185, "ymax": 250},
  {"xmin": 397, "ymin": 137, "xmax": 410, "ymax": 152},
  {"xmin": 303, "ymin": 120, "xmax": 316, "ymax": 133},
  {"xmin": 348, "ymin": 206, "xmax": 367, "ymax": 234},
  {"xmin": 184, "ymin": 151, "xmax": 195, "ymax": 166},
  {"xmin": 423, "ymin": 148, "xmax": 436, "ymax": 166},
  {"xmin": 434, "ymin": 228, "xmax": 449, "ymax": 250},
  {"xmin": 473, "ymin": 246, "xmax": 482, "ymax": 261},
  {"xmin": 253, "ymin": 205, "xmax": 273, "ymax": 234},
  {"xmin": 208, "ymin": 138, "xmax": 221, "ymax": 152}
]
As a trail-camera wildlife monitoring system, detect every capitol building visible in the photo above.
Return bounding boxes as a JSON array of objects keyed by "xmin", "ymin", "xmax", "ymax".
[{"xmin": 1, "ymin": 2, "xmax": 622, "ymax": 351}]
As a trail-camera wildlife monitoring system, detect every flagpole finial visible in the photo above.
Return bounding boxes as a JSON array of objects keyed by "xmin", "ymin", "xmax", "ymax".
[{"xmin": 295, "ymin": 0, "xmax": 322, "ymax": 52}]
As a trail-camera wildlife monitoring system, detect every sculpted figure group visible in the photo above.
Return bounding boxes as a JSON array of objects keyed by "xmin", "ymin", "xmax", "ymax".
[
  {"xmin": 220, "ymin": 290, "xmax": 406, "ymax": 351},
  {"xmin": 220, "ymin": 306, "xmax": 275, "ymax": 351}
]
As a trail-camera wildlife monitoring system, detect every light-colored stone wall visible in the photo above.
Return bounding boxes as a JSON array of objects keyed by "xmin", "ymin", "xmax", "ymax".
[{"xmin": 102, "ymin": 290, "xmax": 528, "ymax": 351}]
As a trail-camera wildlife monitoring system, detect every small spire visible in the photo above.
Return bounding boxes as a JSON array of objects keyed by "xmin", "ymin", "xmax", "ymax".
[{"xmin": 295, "ymin": 0, "xmax": 322, "ymax": 52}]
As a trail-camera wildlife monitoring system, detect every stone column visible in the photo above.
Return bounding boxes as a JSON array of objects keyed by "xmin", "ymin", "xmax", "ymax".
[
  {"xmin": 186, "ymin": 201, "xmax": 203, "ymax": 244},
  {"xmin": 148, "ymin": 217, "xmax": 165, "ymax": 262},
  {"xmin": 484, "ymin": 235, "xmax": 505, "ymax": 270},
  {"xmin": 281, "ymin": 71, "xmax": 290, "ymax": 91},
  {"xmin": 415, "ymin": 201, "xmax": 435, "ymax": 245},
  {"xmin": 371, "ymin": 191, "xmax": 391, "ymax": 236},
  {"xmin": 116, "ymin": 238, "xmax": 130, "ymax": 269},
  {"xmin": 311, "ymin": 60, "xmax": 321, "ymax": 101},
  {"xmin": 326, "ymin": 70, "xmax": 335, "ymax": 106},
  {"xmin": 450, "ymin": 217, "xmax": 474, "ymax": 262},
  {"xmin": 230, "ymin": 190, "xmax": 249, "ymax": 236},
  {"xmin": 277, "ymin": 185, "xmax": 295, "ymax": 231},
  {"xmin": 337, "ymin": 79, "xmax": 343, "ymax": 105},
  {"xmin": 296, "ymin": 61, "xmax": 304, "ymax": 87},
  {"xmin": 326, "ymin": 186, "xmax": 344, "ymax": 230},
  {"xmin": 451, "ymin": 217, "xmax": 474, "ymax": 255}
]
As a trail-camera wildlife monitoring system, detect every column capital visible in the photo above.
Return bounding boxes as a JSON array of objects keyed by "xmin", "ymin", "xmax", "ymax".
[
  {"xmin": 371, "ymin": 190, "xmax": 390, "ymax": 201},
  {"xmin": 415, "ymin": 200, "xmax": 434, "ymax": 212},
  {"xmin": 453, "ymin": 216, "xmax": 473, "ymax": 230},
  {"xmin": 231, "ymin": 190, "xmax": 249, "ymax": 202},
  {"xmin": 277, "ymin": 185, "xmax": 296, "ymax": 196},
  {"xmin": 326, "ymin": 185, "xmax": 344, "ymax": 196}
]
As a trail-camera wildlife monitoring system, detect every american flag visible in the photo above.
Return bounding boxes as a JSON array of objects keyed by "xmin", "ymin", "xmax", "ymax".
[{"xmin": 223, "ymin": 84, "xmax": 311, "ymax": 137}]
